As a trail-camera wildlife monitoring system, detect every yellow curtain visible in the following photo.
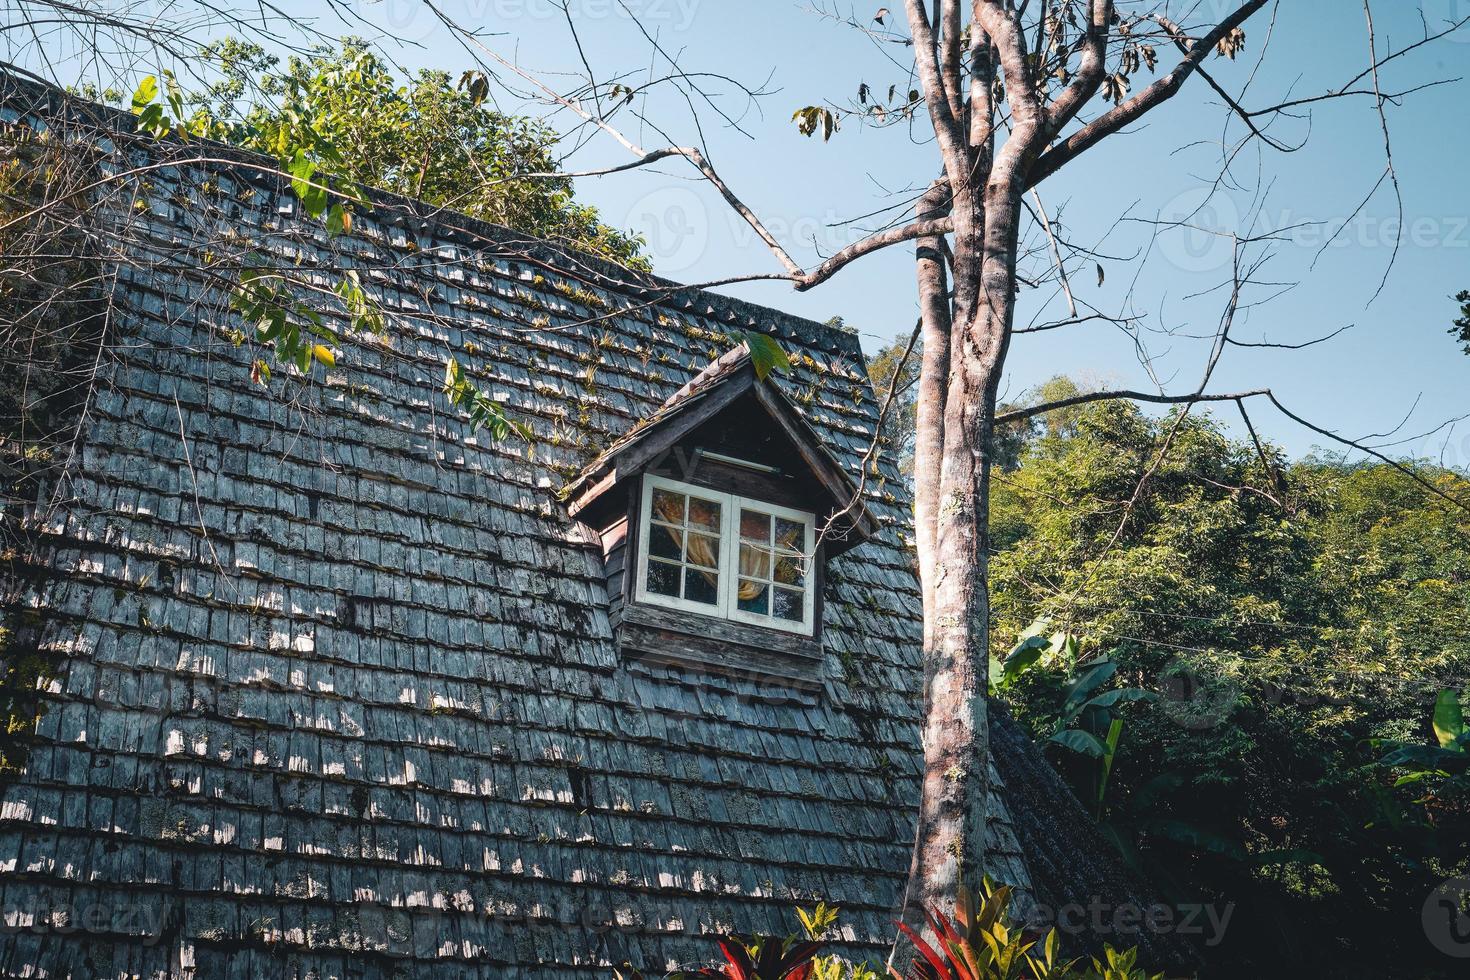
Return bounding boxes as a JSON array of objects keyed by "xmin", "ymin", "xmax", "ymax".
[
  {"xmin": 654, "ymin": 495, "xmax": 720, "ymax": 588},
  {"xmin": 652, "ymin": 495, "xmax": 797, "ymax": 603},
  {"xmin": 738, "ymin": 545, "xmax": 769, "ymax": 600}
]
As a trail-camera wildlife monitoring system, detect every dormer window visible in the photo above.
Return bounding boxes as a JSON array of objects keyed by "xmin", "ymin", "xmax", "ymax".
[
  {"xmin": 562, "ymin": 344, "xmax": 878, "ymax": 685},
  {"xmin": 636, "ymin": 475, "xmax": 816, "ymax": 635}
]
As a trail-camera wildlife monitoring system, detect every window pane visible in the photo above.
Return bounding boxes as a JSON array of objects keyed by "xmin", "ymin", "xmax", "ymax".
[
  {"xmin": 688, "ymin": 496, "xmax": 721, "ymax": 530},
  {"xmin": 646, "ymin": 559, "xmax": 680, "ymax": 597},
  {"xmin": 648, "ymin": 523, "xmax": 682, "ymax": 560},
  {"xmin": 651, "ymin": 488, "xmax": 685, "ymax": 524},
  {"xmin": 684, "ymin": 568, "xmax": 719, "ymax": 605},
  {"xmin": 737, "ymin": 579, "xmax": 769, "ymax": 615},
  {"xmin": 740, "ymin": 509, "xmax": 770, "ymax": 542},
  {"xmin": 774, "ymin": 517, "xmax": 804, "ymax": 551},
  {"xmin": 686, "ymin": 533, "xmax": 720, "ymax": 569},
  {"xmin": 772, "ymin": 587, "xmax": 804, "ymax": 622},
  {"xmin": 739, "ymin": 543, "xmax": 771, "ymax": 580},
  {"xmin": 773, "ymin": 555, "xmax": 805, "ymax": 587}
]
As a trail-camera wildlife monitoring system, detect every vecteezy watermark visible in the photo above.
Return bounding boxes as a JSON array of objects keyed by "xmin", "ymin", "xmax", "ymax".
[
  {"xmin": 370, "ymin": 0, "xmax": 704, "ymax": 44},
  {"xmin": 1156, "ymin": 658, "xmax": 1240, "ymax": 731},
  {"xmin": 1033, "ymin": 898, "xmax": 1235, "ymax": 949},
  {"xmin": 626, "ymin": 186, "xmax": 710, "ymax": 274},
  {"xmin": 1424, "ymin": 877, "xmax": 1470, "ymax": 959},
  {"xmin": 1153, "ymin": 186, "xmax": 1470, "ymax": 274},
  {"xmin": 0, "ymin": 897, "xmax": 169, "ymax": 944},
  {"xmin": 1422, "ymin": 1, "xmax": 1470, "ymax": 43}
]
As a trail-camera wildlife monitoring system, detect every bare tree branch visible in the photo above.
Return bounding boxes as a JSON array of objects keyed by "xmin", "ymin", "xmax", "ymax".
[{"xmin": 1027, "ymin": 1, "xmax": 1270, "ymax": 188}]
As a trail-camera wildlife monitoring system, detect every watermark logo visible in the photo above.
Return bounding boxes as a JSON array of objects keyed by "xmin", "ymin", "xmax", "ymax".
[
  {"xmin": 1156, "ymin": 658, "xmax": 1239, "ymax": 731},
  {"xmin": 1424, "ymin": 877, "xmax": 1470, "ymax": 958},
  {"xmin": 1034, "ymin": 899, "xmax": 1235, "ymax": 949},
  {"xmin": 1155, "ymin": 186, "xmax": 1241, "ymax": 274},
  {"xmin": 626, "ymin": 186, "xmax": 709, "ymax": 274},
  {"xmin": 1423, "ymin": 1, "xmax": 1470, "ymax": 43}
]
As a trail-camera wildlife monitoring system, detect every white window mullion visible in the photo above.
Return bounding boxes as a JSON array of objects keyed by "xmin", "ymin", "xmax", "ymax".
[{"xmin": 720, "ymin": 491, "xmax": 738, "ymax": 620}]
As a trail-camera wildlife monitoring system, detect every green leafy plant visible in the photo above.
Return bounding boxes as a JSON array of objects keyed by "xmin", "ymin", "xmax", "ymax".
[
  {"xmin": 1376, "ymin": 689, "xmax": 1470, "ymax": 792},
  {"xmin": 798, "ymin": 904, "xmax": 881, "ymax": 980},
  {"xmin": 127, "ymin": 64, "xmax": 547, "ymax": 442},
  {"xmin": 894, "ymin": 879, "xmax": 1078, "ymax": 980},
  {"xmin": 990, "ymin": 620, "xmax": 1154, "ymax": 817},
  {"xmin": 443, "ymin": 358, "xmax": 530, "ymax": 440},
  {"xmin": 1081, "ymin": 947, "xmax": 1162, "ymax": 980}
]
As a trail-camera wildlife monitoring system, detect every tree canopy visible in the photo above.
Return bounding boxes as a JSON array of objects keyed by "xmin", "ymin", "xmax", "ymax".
[
  {"xmin": 984, "ymin": 392, "xmax": 1470, "ymax": 978},
  {"xmin": 191, "ymin": 39, "xmax": 646, "ymax": 269}
]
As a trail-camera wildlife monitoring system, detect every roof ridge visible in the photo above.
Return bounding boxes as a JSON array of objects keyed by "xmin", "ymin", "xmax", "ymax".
[{"xmin": 0, "ymin": 65, "xmax": 865, "ymax": 361}]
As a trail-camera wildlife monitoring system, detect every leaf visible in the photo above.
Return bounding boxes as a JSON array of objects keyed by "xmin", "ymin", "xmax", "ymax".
[
  {"xmin": 1062, "ymin": 658, "xmax": 1118, "ymax": 715},
  {"xmin": 739, "ymin": 331, "xmax": 791, "ymax": 381},
  {"xmin": 873, "ymin": 7, "xmax": 889, "ymax": 24},
  {"xmin": 1147, "ymin": 819, "xmax": 1247, "ymax": 861},
  {"xmin": 312, "ymin": 345, "xmax": 336, "ymax": 368},
  {"xmin": 791, "ymin": 106, "xmax": 839, "ymax": 141},
  {"xmin": 994, "ymin": 634, "xmax": 1047, "ymax": 690},
  {"xmin": 326, "ymin": 203, "xmax": 352, "ymax": 237},
  {"xmin": 1433, "ymin": 689, "xmax": 1465, "ymax": 749},
  {"xmin": 1216, "ymin": 27, "xmax": 1247, "ymax": 60},
  {"xmin": 1096, "ymin": 262, "xmax": 1105, "ymax": 286},
  {"xmin": 1084, "ymin": 687, "xmax": 1157, "ymax": 710},
  {"xmin": 1250, "ymin": 848, "xmax": 1324, "ymax": 867},
  {"xmin": 130, "ymin": 75, "xmax": 158, "ymax": 112},
  {"xmin": 1097, "ymin": 717, "xmax": 1124, "ymax": 805},
  {"xmin": 1049, "ymin": 729, "xmax": 1108, "ymax": 757}
]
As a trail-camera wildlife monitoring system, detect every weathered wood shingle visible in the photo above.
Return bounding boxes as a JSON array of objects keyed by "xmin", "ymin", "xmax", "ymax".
[{"xmin": 0, "ymin": 75, "xmax": 1040, "ymax": 979}]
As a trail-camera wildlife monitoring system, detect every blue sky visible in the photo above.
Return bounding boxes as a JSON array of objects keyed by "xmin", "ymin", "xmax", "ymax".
[{"xmin": 32, "ymin": 1, "xmax": 1470, "ymax": 462}]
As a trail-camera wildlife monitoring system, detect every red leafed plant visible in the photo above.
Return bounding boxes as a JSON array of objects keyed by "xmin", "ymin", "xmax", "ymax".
[
  {"xmin": 678, "ymin": 934, "xmax": 825, "ymax": 980},
  {"xmin": 894, "ymin": 880, "xmax": 1076, "ymax": 980}
]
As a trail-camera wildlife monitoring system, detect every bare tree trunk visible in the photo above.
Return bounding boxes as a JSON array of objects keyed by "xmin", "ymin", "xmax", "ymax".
[
  {"xmin": 906, "ymin": 167, "xmax": 1023, "ymax": 917},
  {"xmin": 912, "ymin": 179, "xmax": 953, "ymax": 630}
]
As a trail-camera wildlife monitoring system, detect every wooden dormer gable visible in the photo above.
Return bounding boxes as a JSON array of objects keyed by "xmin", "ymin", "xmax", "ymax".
[
  {"xmin": 564, "ymin": 346, "xmax": 878, "ymax": 551},
  {"xmin": 563, "ymin": 345, "xmax": 879, "ymax": 685}
]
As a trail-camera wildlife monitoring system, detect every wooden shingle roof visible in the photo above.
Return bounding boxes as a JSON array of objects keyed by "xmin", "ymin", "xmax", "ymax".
[{"xmin": 0, "ymin": 72, "xmax": 1183, "ymax": 979}]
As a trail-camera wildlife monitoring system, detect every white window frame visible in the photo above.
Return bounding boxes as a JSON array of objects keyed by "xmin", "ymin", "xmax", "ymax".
[{"xmin": 634, "ymin": 474, "xmax": 817, "ymax": 636}]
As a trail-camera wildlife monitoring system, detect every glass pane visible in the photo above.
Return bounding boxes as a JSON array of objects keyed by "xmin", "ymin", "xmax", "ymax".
[
  {"xmin": 684, "ymin": 568, "xmax": 719, "ymax": 605},
  {"xmin": 646, "ymin": 559, "xmax": 680, "ymax": 597},
  {"xmin": 740, "ymin": 509, "xmax": 770, "ymax": 542},
  {"xmin": 688, "ymin": 496, "xmax": 721, "ymax": 530},
  {"xmin": 774, "ymin": 517, "xmax": 804, "ymax": 551},
  {"xmin": 773, "ymin": 588, "xmax": 804, "ymax": 622},
  {"xmin": 651, "ymin": 488, "xmax": 685, "ymax": 524},
  {"xmin": 773, "ymin": 554, "xmax": 805, "ymax": 587},
  {"xmin": 686, "ymin": 533, "xmax": 720, "ymax": 569},
  {"xmin": 648, "ymin": 523, "xmax": 682, "ymax": 561},
  {"xmin": 740, "ymin": 543, "xmax": 771, "ymax": 580},
  {"xmin": 737, "ymin": 579, "xmax": 769, "ymax": 615}
]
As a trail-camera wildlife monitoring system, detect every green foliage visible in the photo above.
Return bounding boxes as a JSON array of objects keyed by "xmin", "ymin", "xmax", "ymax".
[
  {"xmin": 126, "ymin": 38, "xmax": 649, "ymax": 439},
  {"xmin": 1452, "ymin": 289, "xmax": 1470, "ymax": 355},
  {"xmin": 798, "ymin": 904, "xmax": 880, "ymax": 980},
  {"xmin": 990, "ymin": 392, "xmax": 1470, "ymax": 977},
  {"xmin": 1376, "ymin": 689, "xmax": 1469, "ymax": 812},
  {"xmin": 741, "ymin": 330, "xmax": 792, "ymax": 382},
  {"xmin": 193, "ymin": 38, "xmax": 646, "ymax": 269},
  {"xmin": 443, "ymin": 358, "xmax": 529, "ymax": 441}
]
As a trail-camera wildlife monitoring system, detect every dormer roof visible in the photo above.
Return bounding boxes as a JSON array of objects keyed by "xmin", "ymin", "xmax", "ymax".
[{"xmin": 562, "ymin": 346, "xmax": 879, "ymax": 555}]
